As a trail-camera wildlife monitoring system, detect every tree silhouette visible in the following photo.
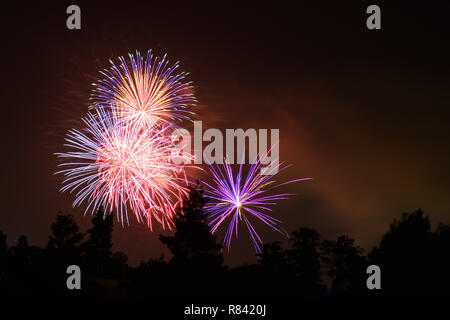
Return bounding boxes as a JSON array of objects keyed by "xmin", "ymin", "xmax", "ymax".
[
  {"xmin": 259, "ymin": 241, "xmax": 285, "ymax": 271},
  {"xmin": 159, "ymin": 186, "xmax": 223, "ymax": 267},
  {"xmin": 253, "ymin": 228, "xmax": 326, "ymax": 299},
  {"xmin": 129, "ymin": 254, "xmax": 167, "ymax": 299},
  {"xmin": 46, "ymin": 213, "xmax": 84, "ymax": 266},
  {"xmin": 286, "ymin": 227, "xmax": 324, "ymax": 296},
  {"xmin": 321, "ymin": 235, "xmax": 367, "ymax": 297},
  {"xmin": 1, "ymin": 205, "xmax": 449, "ymax": 300},
  {"xmin": 3, "ymin": 235, "xmax": 43, "ymax": 298},
  {"xmin": 369, "ymin": 209, "xmax": 439, "ymax": 298},
  {"xmin": 38, "ymin": 213, "xmax": 85, "ymax": 298},
  {"xmin": 158, "ymin": 186, "xmax": 224, "ymax": 298},
  {"xmin": 110, "ymin": 251, "xmax": 129, "ymax": 278},
  {"xmin": 47, "ymin": 213, "xmax": 84, "ymax": 251},
  {"xmin": 432, "ymin": 222, "xmax": 450, "ymax": 297},
  {"xmin": 254, "ymin": 241, "xmax": 288, "ymax": 299},
  {"xmin": 8, "ymin": 235, "xmax": 42, "ymax": 268},
  {"xmin": 369, "ymin": 209, "xmax": 450, "ymax": 298},
  {"xmin": 81, "ymin": 207, "xmax": 114, "ymax": 277}
]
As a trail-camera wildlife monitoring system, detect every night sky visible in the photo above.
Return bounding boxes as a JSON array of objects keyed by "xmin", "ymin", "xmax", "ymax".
[{"xmin": 1, "ymin": 2, "xmax": 449, "ymax": 266}]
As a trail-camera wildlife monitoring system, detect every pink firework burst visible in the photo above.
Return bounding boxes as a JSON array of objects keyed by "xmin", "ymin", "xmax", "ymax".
[{"xmin": 56, "ymin": 109, "xmax": 193, "ymax": 229}]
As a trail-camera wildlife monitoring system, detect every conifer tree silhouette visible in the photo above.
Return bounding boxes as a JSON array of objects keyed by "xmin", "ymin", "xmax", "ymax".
[
  {"xmin": 46, "ymin": 213, "xmax": 84, "ymax": 264},
  {"xmin": 81, "ymin": 207, "xmax": 114, "ymax": 277},
  {"xmin": 369, "ymin": 209, "xmax": 435, "ymax": 298},
  {"xmin": 159, "ymin": 186, "xmax": 223, "ymax": 266},
  {"xmin": 287, "ymin": 227, "xmax": 324, "ymax": 296},
  {"xmin": 158, "ymin": 186, "xmax": 224, "ymax": 298}
]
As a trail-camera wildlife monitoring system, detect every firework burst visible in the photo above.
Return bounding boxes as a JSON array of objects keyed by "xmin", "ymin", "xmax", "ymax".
[
  {"xmin": 202, "ymin": 155, "xmax": 311, "ymax": 253},
  {"xmin": 55, "ymin": 109, "xmax": 193, "ymax": 229},
  {"xmin": 91, "ymin": 50, "xmax": 196, "ymax": 129}
]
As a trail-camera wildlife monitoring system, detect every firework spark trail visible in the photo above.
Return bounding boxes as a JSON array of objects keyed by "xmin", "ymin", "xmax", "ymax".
[
  {"xmin": 55, "ymin": 108, "xmax": 193, "ymax": 229},
  {"xmin": 202, "ymin": 154, "xmax": 312, "ymax": 253},
  {"xmin": 91, "ymin": 50, "xmax": 197, "ymax": 129}
]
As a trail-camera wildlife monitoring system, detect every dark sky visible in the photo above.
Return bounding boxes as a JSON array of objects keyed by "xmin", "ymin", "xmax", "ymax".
[{"xmin": 1, "ymin": 2, "xmax": 449, "ymax": 266}]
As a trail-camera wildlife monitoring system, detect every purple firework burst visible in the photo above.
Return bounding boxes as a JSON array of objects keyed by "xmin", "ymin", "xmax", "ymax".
[{"xmin": 202, "ymin": 155, "xmax": 311, "ymax": 253}]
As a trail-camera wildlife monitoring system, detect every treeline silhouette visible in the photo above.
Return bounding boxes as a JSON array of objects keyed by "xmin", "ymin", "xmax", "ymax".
[{"xmin": 0, "ymin": 187, "xmax": 449, "ymax": 299}]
